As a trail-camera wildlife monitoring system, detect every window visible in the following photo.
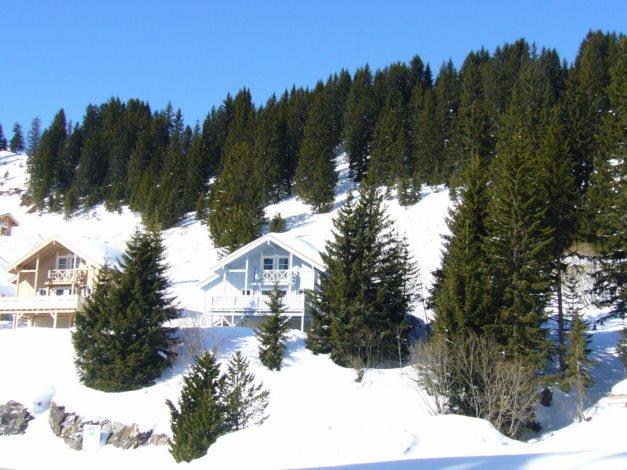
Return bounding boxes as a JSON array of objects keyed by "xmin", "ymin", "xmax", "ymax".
[
  {"xmin": 242, "ymin": 289, "xmax": 251, "ymax": 295},
  {"xmin": 38, "ymin": 288, "xmax": 47, "ymax": 296},
  {"xmin": 55, "ymin": 288, "xmax": 70, "ymax": 296},
  {"xmin": 263, "ymin": 258, "xmax": 274, "ymax": 270},
  {"xmin": 57, "ymin": 255, "xmax": 83, "ymax": 269},
  {"xmin": 278, "ymin": 257, "xmax": 289, "ymax": 270}
]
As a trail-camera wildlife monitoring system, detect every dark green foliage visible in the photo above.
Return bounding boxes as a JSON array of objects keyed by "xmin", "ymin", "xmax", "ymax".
[
  {"xmin": 269, "ymin": 213, "xmax": 286, "ymax": 233},
  {"xmin": 618, "ymin": 329, "xmax": 627, "ymax": 369},
  {"xmin": 433, "ymin": 154, "xmax": 494, "ymax": 340},
  {"xmin": 257, "ymin": 284, "xmax": 290, "ymax": 370},
  {"xmin": 73, "ymin": 230, "xmax": 178, "ymax": 392},
  {"xmin": 10, "ymin": 123, "xmax": 24, "ymax": 153},
  {"xmin": 343, "ymin": 65, "xmax": 375, "ymax": 181},
  {"xmin": 27, "ymin": 116, "xmax": 41, "ymax": 156},
  {"xmin": 167, "ymin": 351, "xmax": 224, "ymax": 463},
  {"xmin": 308, "ymin": 182, "xmax": 415, "ymax": 366},
  {"xmin": 585, "ymin": 38, "xmax": 626, "ymax": 317},
  {"xmin": 207, "ymin": 141, "xmax": 266, "ymax": 251},
  {"xmin": 0, "ymin": 125, "xmax": 6, "ymax": 150},
  {"xmin": 295, "ymin": 83, "xmax": 338, "ymax": 213},
  {"xmin": 221, "ymin": 351, "xmax": 269, "ymax": 431},
  {"xmin": 484, "ymin": 64, "xmax": 555, "ymax": 369}
]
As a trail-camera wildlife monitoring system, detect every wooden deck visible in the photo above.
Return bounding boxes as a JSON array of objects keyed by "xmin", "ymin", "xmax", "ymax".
[{"xmin": 0, "ymin": 295, "xmax": 85, "ymax": 328}]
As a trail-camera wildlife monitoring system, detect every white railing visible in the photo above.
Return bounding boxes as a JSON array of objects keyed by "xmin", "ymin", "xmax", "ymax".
[
  {"xmin": 48, "ymin": 269, "xmax": 88, "ymax": 284},
  {"xmin": 261, "ymin": 270, "xmax": 294, "ymax": 284},
  {"xmin": 0, "ymin": 295, "xmax": 84, "ymax": 313},
  {"xmin": 208, "ymin": 294, "xmax": 305, "ymax": 313}
]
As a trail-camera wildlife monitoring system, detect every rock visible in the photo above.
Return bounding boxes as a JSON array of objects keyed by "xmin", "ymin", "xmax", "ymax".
[
  {"xmin": 106, "ymin": 422, "xmax": 152, "ymax": 449},
  {"xmin": 49, "ymin": 402, "xmax": 154, "ymax": 450},
  {"xmin": 0, "ymin": 401, "xmax": 34, "ymax": 435},
  {"xmin": 148, "ymin": 433, "xmax": 171, "ymax": 446},
  {"xmin": 540, "ymin": 387, "xmax": 553, "ymax": 407}
]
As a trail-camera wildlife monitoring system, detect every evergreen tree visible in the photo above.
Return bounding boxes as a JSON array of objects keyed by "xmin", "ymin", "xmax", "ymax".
[
  {"xmin": 433, "ymin": 154, "xmax": 494, "ymax": 339},
  {"xmin": 294, "ymin": 83, "xmax": 337, "ymax": 212},
  {"xmin": 343, "ymin": 65, "xmax": 375, "ymax": 181},
  {"xmin": 411, "ymin": 87, "xmax": 442, "ymax": 188},
  {"xmin": 269, "ymin": 213, "xmax": 286, "ymax": 232},
  {"xmin": 308, "ymin": 181, "xmax": 415, "ymax": 366},
  {"xmin": 207, "ymin": 141, "xmax": 266, "ymax": 251},
  {"xmin": 72, "ymin": 230, "xmax": 178, "ymax": 391},
  {"xmin": 617, "ymin": 329, "xmax": 627, "ymax": 369},
  {"xmin": 585, "ymin": 37, "xmax": 626, "ymax": 318},
  {"xmin": 27, "ymin": 116, "xmax": 41, "ymax": 156},
  {"xmin": 167, "ymin": 351, "xmax": 225, "ymax": 463},
  {"xmin": 254, "ymin": 96, "xmax": 283, "ymax": 202},
  {"xmin": 257, "ymin": 284, "xmax": 290, "ymax": 371},
  {"xmin": 221, "ymin": 351, "xmax": 269, "ymax": 431},
  {"xmin": 0, "ymin": 125, "xmax": 6, "ymax": 150},
  {"xmin": 9, "ymin": 123, "xmax": 24, "ymax": 153},
  {"xmin": 484, "ymin": 66, "xmax": 555, "ymax": 369}
]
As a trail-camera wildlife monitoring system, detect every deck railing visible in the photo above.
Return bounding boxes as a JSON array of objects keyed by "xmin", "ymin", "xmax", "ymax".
[
  {"xmin": 261, "ymin": 269, "xmax": 295, "ymax": 284},
  {"xmin": 208, "ymin": 294, "xmax": 305, "ymax": 313},
  {"xmin": 0, "ymin": 294, "xmax": 84, "ymax": 313},
  {"xmin": 48, "ymin": 269, "xmax": 88, "ymax": 284}
]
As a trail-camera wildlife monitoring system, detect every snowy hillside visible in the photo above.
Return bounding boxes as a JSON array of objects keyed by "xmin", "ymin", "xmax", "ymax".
[{"xmin": 1, "ymin": 150, "xmax": 626, "ymax": 469}]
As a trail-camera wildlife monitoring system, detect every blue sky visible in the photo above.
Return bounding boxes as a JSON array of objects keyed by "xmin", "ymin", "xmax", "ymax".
[{"xmin": 1, "ymin": 1, "xmax": 625, "ymax": 131}]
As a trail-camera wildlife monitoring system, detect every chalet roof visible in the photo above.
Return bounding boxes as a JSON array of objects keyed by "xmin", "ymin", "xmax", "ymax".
[
  {"xmin": 0, "ymin": 213, "xmax": 19, "ymax": 226},
  {"xmin": 197, "ymin": 232, "xmax": 325, "ymax": 288},
  {"xmin": 5, "ymin": 234, "xmax": 123, "ymax": 274}
]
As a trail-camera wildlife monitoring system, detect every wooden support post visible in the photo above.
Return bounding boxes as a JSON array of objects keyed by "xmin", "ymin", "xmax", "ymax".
[
  {"xmin": 244, "ymin": 256, "xmax": 249, "ymax": 295},
  {"xmin": 34, "ymin": 255, "xmax": 40, "ymax": 295},
  {"xmin": 288, "ymin": 253, "xmax": 293, "ymax": 295},
  {"xmin": 300, "ymin": 312, "xmax": 305, "ymax": 332},
  {"xmin": 16, "ymin": 270, "xmax": 20, "ymax": 297},
  {"xmin": 52, "ymin": 311, "xmax": 58, "ymax": 329}
]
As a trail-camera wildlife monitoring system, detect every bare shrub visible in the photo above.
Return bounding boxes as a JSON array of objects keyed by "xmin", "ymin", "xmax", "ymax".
[
  {"xmin": 410, "ymin": 334, "xmax": 538, "ymax": 438},
  {"xmin": 409, "ymin": 336, "xmax": 454, "ymax": 415}
]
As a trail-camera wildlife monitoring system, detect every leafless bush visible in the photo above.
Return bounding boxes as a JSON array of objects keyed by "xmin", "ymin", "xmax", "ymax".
[
  {"xmin": 346, "ymin": 354, "xmax": 365, "ymax": 383},
  {"xmin": 409, "ymin": 336, "xmax": 454, "ymax": 415},
  {"xmin": 410, "ymin": 334, "xmax": 538, "ymax": 438},
  {"xmin": 180, "ymin": 311, "xmax": 213, "ymax": 359}
]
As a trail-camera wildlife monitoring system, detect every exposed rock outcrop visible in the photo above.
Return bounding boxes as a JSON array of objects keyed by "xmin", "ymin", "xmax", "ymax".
[
  {"xmin": 49, "ymin": 401, "xmax": 163, "ymax": 450},
  {"xmin": 0, "ymin": 401, "xmax": 34, "ymax": 435}
]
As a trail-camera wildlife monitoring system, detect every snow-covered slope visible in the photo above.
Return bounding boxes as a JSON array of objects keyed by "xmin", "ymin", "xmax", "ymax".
[{"xmin": 1, "ymin": 151, "xmax": 625, "ymax": 469}]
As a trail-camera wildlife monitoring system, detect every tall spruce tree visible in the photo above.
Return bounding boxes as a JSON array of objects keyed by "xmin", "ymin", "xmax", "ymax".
[
  {"xmin": 585, "ymin": 37, "xmax": 626, "ymax": 318},
  {"xmin": 73, "ymin": 230, "xmax": 178, "ymax": 391},
  {"xmin": 207, "ymin": 141, "xmax": 266, "ymax": 251},
  {"xmin": 221, "ymin": 351, "xmax": 269, "ymax": 431},
  {"xmin": 0, "ymin": 124, "xmax": 6, "ymax": 150},
  {"xmin": 343, "ymin": 65, "xmax": 375, "ymax": 181},
  {"xmin": 308, "ymin": 181, "xmax": 415, "ymax": 366},
  {"xmin": 433, "ymin": 154, "xmax": 494, "ymax": 339},
  {"xmin": 9, "ymin": 123, "xmax": 24, "ymax": 153},
  {"xmin": 27, "ymin": 116, "xmax": 41, "ymax": 156},
  {"xmin": 295, "ymin": 83, "xmax": 337, "ymax": 212},
  {"xmin": 257, "ymin": 284, "xmax": 290, "ymax": 371},
  {"xmin": 484, "ymin": 64, "xmax": 555, "ymax": 369},
  {"xmin": 167, "ymin": 351, "xmax": 225, "ymax": 463}
]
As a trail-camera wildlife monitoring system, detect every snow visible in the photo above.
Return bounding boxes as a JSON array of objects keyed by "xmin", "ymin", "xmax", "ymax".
[{"xmin": 1, "ymin": 151, "xmax": 626, "ymax": 468}]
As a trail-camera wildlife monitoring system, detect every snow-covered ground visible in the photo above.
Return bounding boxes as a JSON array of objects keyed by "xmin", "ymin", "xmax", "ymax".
[{"xmin": 1, "ymin": 150, "xmax": 626, "ymax": 469}]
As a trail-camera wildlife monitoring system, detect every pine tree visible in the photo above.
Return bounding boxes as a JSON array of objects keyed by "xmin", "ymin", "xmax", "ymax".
[
  {"xmin": 484, "ymin": 65, "xmax": 555, "ymax": 369},
  {"xmin": 254, "ymin": 96, "xmax": 283, "ymax": 202},
  {"xmin": 72, "ymin": 230, "xmax": 178, "ymax": 391},
  {"xmin": 167, "ymin": 351, "xmax": 225, "ymax": 463},
  {"xmin": 309, "ymin": 181, "xmax": 415, "ymax": 365},
  {"xmin": 617, "ymin": 329, "xmax": 627, "ymax": 369},
  {"xmin": 295, "ymin": 83, "xmax": 337, "ymax": 212},
  {"xmin": 343, "ymin": 65, "xmax": 375, "ymax": 181},
  {"xmin": 561, "ymin": 272, "xmax": 594, "ymax": 421},
  {"xmin": 9, "ymin": 123, "xmax": 24, "ymax": 153},
  {"xmin": 269, "ymin": 213, "xmax": 286, "ymax": 232},
  {"xmin": 221, "ymin": 351, "xmax": 269, "ymax": 431},
  {"xmin": 0, "ymin": 124, "xmax": 6, "ymax": 150},
  {"xmin": 27, "ymin": 116, "xmax": 41, "ymax": 156},
  {"xmin": 585, "ymin": 37, "xmax": 626, "ymax": 318},
  {"xmin": 433, "ymin": 154, "xmax": 494, "ymax": 339},
  {"xmin": 257, "ymin": 284, "xmax": 290, "ymax": 370},
  {"xmin": 207, "ymin": 141, "xmax": 266, "ymax": 251}
]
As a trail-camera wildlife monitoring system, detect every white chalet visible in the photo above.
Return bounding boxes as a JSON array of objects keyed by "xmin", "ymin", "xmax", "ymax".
[{"xmin": 197, "ymin": 232, "xmax": 325, "ymax": 331}]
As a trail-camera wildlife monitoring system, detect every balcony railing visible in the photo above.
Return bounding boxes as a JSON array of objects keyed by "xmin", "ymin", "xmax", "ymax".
[
  {"xmin": 208, "ymin": 294, "xmax": 305, "ymax": 313},
  {"xmin": 0, "ymin": 295, "xmax": 84, "ymax": 313},
  {"xmin": 261, "ymin": 269, "xmax": 295, "ymax": 285},
  {"xmin": 48, "ymin": 269, "xmax": 88, "ymax": 285}
]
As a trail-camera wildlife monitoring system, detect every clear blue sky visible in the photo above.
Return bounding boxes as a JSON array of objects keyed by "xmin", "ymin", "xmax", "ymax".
[{"xmin": 1, "ymin": 0, "xmax": 625, "ymax": 131}]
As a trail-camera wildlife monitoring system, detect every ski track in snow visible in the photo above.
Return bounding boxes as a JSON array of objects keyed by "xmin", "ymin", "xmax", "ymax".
[{"xmin": 1, "ymin": 151, "xmax": 626, "ymax": 469}]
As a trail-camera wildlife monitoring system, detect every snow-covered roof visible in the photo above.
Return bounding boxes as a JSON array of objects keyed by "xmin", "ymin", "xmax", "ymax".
[
  {"xmin": 5, "ymin": 234, "xmax": 124, "ymax": 273},
  {"xmin": 197, "ymin": 232, "xmax": 325, "ymax": 288},
  {"xmin": 0, "ymin": 212, "xmax": 19, "ymax": 226}
]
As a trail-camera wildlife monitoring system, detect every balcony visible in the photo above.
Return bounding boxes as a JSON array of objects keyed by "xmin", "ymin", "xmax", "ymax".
[
  {"xmin": 207, "ymin": 294, "xmax": 305, "ymax": 313},
  {"xmin": 0, "ymin": 295, "xmax": 84, "ymax": 314},
  {"xmin": 48, "ymin": 269, "xmax": 88, "ymax": 285},
  {"xmin": 261, "ymin": 269, "xmax": 295, "ymax": 285}
]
